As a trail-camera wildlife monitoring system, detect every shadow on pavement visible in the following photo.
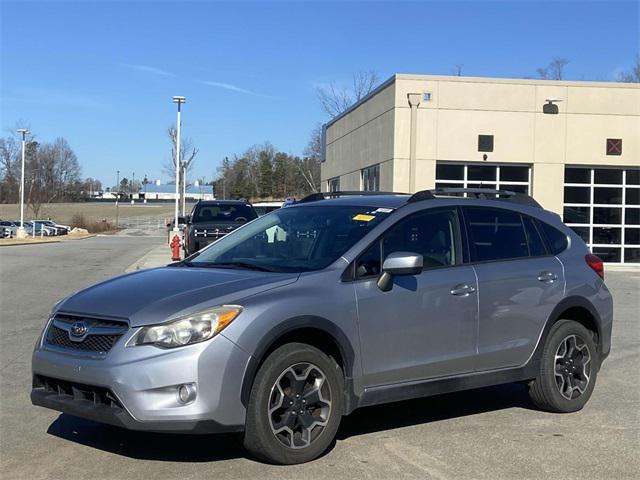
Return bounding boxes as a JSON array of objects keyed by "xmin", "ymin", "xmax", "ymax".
[
  {"xmin": 47, "ymin": 383, "xmax": 534, "ymax": 462},
  {"xmin": 47, "ymin": 416, "xmax": 245, "ymax": 462},
  {"xmin": 338, "ymin": 382, "xmax": 534, "ymax": 440}
]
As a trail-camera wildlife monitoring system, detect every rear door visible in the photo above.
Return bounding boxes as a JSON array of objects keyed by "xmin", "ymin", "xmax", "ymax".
[
  {"xmin": 463, "ymin": 206, "xmax": 565, "ymax": 371},
  {"xmin": 354, "ymin": 207, "xmax": 479, "ymax": 387}
]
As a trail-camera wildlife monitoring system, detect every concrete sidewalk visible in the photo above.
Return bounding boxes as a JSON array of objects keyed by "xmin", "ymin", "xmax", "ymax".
[{"xmin": 124, "ymin": 242, "xmax": 175, "ymax": 272}]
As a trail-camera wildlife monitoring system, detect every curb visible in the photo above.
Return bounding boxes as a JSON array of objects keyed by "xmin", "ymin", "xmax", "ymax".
[
  {"xmin": 125, "ymin": 244, "xmax": 173, "ymax": 273},
  {"xmin": 0, "ymin": 234, "xmax": 97, "ymax": 246}
]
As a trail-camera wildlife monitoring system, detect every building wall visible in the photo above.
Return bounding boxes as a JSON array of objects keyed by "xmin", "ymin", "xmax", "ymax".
[
  {"xmin": 322, "ymin": 74, "xmax": 640, "ymax": 214},
  {"xmin": 322, "ymin": 80, "xmax": 397, "ymax": 190}
]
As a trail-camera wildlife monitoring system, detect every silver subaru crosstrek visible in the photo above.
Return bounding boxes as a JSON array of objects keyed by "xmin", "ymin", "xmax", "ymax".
[{"xmin": 32, "ymin": 189, "xmax": 613, "ymax": 464}]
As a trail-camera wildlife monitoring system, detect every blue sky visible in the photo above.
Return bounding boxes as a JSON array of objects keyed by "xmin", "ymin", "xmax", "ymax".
[{"xmin": 1, "ymin": 0, "xmax": 638, "ymax": 188}]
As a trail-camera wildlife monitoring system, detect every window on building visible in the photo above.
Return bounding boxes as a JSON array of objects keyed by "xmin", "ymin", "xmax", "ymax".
[
  {"xmin": 327, "ymin": 177, "xmax": 340, "ymax": 192},
  {"xmin": 436, "ymin": 162, "xmax": 531, "ymax": 196},
  {"xmin": 563, "ymin": 167, "xmax": 639, "ymax": 264},
  {"xmin": 361, "ymin": 164, "xmax": 380, "ymax": 192}
]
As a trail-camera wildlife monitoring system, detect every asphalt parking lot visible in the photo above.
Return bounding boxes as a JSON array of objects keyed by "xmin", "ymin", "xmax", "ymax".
[{"xmin": 0, "ymin": 237, "xmax": 638, "ymax": 479}]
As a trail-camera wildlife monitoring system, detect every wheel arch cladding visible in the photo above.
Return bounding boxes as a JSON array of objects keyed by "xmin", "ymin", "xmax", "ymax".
[
  {"xmin": 543, "ymin": 296, "xmax": 602, "ymax": 355},
  {"xmin": 240, "ymin": 315, "xmax": 356, "ymax": 412}
]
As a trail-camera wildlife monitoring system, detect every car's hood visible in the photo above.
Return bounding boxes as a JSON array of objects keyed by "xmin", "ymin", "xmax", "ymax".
[{"xmin": 57, "ymin": 266, "xmax": 299, "ymax": 327}]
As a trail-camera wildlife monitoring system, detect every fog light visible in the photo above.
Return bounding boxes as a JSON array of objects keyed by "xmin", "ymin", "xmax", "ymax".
[{"xmin": 177, "ymin": 383, "xmax": 197, "ymax": 404}]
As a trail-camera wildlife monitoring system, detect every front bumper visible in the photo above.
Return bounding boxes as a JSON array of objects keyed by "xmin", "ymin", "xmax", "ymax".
[{"xmin": 31, "ymin": 333, "xmax": 251, "ymax": 433}]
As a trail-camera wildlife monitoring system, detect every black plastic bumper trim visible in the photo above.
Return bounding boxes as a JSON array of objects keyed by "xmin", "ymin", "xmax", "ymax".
[{"xmin": 31, "ymin": 388, "xmax": 244, "ymax": 434}]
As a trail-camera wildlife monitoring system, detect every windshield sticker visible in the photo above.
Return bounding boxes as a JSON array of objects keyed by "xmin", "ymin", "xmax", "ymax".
[
  {"xmin": 352, "ymin": 214, "xmax": 376, "ymax": 222},
  {"xmin": 373, "ymin": 208, "xmax": 393, "ymax": 213}
]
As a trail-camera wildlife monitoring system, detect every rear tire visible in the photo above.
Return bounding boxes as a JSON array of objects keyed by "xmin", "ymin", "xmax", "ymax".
[
  {"xmin": 243, "ymin": 343, "xmax": 344, "ymax": 464},
  {"xmin": 529, "ymin": 320, "xmax": 598, "ymax": 413}
]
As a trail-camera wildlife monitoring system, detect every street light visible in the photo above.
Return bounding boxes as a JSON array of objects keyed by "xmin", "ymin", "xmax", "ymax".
[
  {"xmin": 172, "ymin": 96, "xmax": 186, "ymax": 232},
  {"xmin": 16, "ymin": 128, "xmax": 29, "ymax": 239},
  {"xmin": 116, "ymin": 169, "xmax": 120, "ymax": 228}
]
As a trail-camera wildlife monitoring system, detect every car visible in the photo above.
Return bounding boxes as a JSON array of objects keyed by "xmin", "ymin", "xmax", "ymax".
[
  {"xmin": 183, "ymin": 199, "xmax": 258, "ymax": 256},
  {"xmin": 32, "ymin": 220, "xmax": 61, "ymax": 236},
  {"xmin": 252, "ymin": 201, "xmax": 284, "ymax": 216},
  {"xmin": 31, "ymin": 188, "xmax": 613, "ymax": 464},
  {"xmin": 22, "ymin": 221, "xmax": 53, "ymax": 236},
  {"xmin": 0, "ymin": 220, "xmax": 18, "ymax": 238},
  {"xmin": 35, "ymin": 220, "xmax": 70, "ymax": 235}
]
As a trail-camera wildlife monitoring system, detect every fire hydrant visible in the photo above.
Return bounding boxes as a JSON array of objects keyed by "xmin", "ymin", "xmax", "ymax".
[{"xmin": 170, "ymin": 234, "xmax": 181, "ymax": 261}]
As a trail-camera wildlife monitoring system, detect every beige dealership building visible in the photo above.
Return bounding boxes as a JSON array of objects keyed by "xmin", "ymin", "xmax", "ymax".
[{"xmin": 321, "ymin": 74, "xmax": 640, "ymax": 264}]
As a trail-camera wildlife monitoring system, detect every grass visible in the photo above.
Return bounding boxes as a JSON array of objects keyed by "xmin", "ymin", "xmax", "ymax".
[{"xmin": 0, "ymin": 202, "xmax": 180, "ymax": 226}]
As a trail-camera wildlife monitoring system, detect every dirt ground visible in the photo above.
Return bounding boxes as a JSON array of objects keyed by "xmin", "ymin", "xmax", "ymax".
[{"xmin": 0, "ymin": 202, "xmax": 182, "ymax": 225}]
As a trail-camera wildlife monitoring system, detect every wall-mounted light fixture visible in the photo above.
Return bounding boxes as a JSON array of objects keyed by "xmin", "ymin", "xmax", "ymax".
[{"xmin": 543, "ymin": 97, "xmax": 562, "ymax": 114}]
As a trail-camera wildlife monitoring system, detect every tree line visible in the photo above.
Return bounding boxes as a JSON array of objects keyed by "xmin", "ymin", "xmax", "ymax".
[
  {"xmin": 213, "ymin": 129, "xmax": 322, "ymax": 200},
  {"xmin": 0, "ymin": 131, "xmax": 96, "ymax": 216}
]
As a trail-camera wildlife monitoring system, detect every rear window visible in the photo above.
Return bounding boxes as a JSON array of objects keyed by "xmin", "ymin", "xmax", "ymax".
[
  {"xmin": 537, "ymin": 220, "xmax": 569, "ymax": 254},
  {"xmin": 192, "ymin": 204, "xmax": 257, "ymax": 223},
  {"xmin": 465, "ymin": 207, "xmax": 529, "ymax": 262}
]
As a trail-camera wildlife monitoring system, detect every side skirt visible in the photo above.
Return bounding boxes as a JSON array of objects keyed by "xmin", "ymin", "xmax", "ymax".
[{"xmin": 357, "ymin": 360, "xmax": 539, "ymax": 408}]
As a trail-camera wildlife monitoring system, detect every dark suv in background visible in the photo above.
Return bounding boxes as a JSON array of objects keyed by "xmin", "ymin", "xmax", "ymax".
[{"xmin": 184, "ymin": 200, "xmax": 258, "ymax": 255}]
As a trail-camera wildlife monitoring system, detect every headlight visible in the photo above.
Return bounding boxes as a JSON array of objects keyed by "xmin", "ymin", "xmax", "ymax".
[{"xmin": 130, "ymin": 305, "xmax": 242, "ymax": 349}]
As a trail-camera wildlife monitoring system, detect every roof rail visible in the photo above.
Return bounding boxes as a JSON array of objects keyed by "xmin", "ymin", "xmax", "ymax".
[
  {"xmin": 408, "ymin": 188, "xmax": 542, "ymax": 208},
  {"xmin": 297, "ymin": 190, "xmax": 407, "ymax": 204}
]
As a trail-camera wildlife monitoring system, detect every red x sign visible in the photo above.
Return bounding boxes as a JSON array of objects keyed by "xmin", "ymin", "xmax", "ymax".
[{"xmin": 606, "ymin": 138, "xmax": 622, "ymax": 156}]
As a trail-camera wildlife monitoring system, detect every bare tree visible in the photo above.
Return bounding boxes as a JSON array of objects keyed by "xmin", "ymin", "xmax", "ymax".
[
  {"xmin": 537, "ymin": 57, "xmax": 569, "ymax": 80},
  {"xmin": 616, "ymin": 54, "xmax": 640, "ymax": 82},
  {"xmin": 453, "ymin": 64, "xmax": 464, "ymax": 76},
  {"xmin": 163, "ymin": 125, "xmax": 198, "ymax": 212},
  {"xmin": 316, "ymin": 70, "xmax": 380, "ymax": 117},
  {"xmin": 163, "ymin": 126, "xmax": 199, "ymax": 180}
]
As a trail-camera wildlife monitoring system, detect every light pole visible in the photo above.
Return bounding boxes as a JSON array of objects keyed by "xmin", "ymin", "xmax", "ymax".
[
  {"xmin": 172, "ymin": 96, "xmax": 185, "ymax": 232},
  {"xmin": 116, "ymin": 169, "xmax": 120, "ymax": 228},
  {"xmin": 16, "ymin": 129, "xmax": 29, "ymax": 238},
  {"xmin": 182, "ymin": 161, "xmax": 187, "ymax": 216}
]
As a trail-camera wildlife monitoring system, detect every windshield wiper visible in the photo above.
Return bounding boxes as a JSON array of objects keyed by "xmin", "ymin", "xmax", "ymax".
[{"xmin": 195, "ymin": 261, "xmax": 276, "ymax": 272}]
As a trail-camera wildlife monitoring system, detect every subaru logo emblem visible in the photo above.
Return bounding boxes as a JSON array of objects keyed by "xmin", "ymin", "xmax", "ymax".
[{"xmin": 70, "ymin": 321, "xmax": 88, "ymax": 338}]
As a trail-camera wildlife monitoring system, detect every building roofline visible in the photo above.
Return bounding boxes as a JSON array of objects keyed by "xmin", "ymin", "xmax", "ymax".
[
  {"xmin": 324, "ymin": 74, "xmax": 398, "ymax": 130},
  {"xmin": 323, "ymin": 73, "xmax": 639, "ymax": 130},
  {"xmin": 394, "ymin": 73, "xmax": 640, "ymax": 89}
]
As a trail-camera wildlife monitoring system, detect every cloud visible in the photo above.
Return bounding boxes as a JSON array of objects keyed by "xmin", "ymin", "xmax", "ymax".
[
  {"xmin": 200, "ymin": 80, "xmax": 256, "ymax": 95},
  {"xmin": 120, "ymin": 63, "xmax": 175, "ymax": 77},
  {"xmin": 0, "ymin": 88, "xmax": 107, "ymax": 110}
]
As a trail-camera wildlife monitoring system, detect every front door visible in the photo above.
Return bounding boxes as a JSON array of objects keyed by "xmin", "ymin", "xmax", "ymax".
[{"xmin": 353, "ymin": 208, "xmax": 479, "ymax": 387}]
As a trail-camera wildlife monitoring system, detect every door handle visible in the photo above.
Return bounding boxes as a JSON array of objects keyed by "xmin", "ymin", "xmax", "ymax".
[
  {"xmin": 450, "ymin": 284, "xmax": 476, "ymax": 296},
  {"xmin": 537, "ymin": 271, "xmax": 558, "ymax": 283}
]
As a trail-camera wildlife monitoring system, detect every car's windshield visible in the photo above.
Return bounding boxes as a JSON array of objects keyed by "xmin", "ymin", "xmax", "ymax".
[
  {"xmin": 192, "ymin": 203, "xmax": 258, "ymax": 223},
  {"xmin": 188, "ymin": 205, "xmax": 392, "ymax": 272}
]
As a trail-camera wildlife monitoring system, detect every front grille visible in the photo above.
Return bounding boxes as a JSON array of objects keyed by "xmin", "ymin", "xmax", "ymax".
[
  {"xmin": 45, "ymin": 315, "xmax": 128, "ymax": 353},
  {"xmin": 194, "ymin": 229, "xmax": 228, "ymax": 238},
  {"xmin": 46, "ymin": 326, "xmax": 120, "ymax": 352},
  {"xmin": 33, "ymin": 374, "xmax": 124, "ymax": 410}
]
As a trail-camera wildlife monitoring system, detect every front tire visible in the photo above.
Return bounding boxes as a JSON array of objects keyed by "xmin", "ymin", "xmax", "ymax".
[
  {"xmin": 243, "ymin": 343, "xmax": 344, "ymax": 464},
  {"xmin": 529, "ymin": 320, "xmax": 598, "ymax": 413}
]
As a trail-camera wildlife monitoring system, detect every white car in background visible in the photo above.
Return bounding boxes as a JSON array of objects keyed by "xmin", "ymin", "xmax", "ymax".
[{"xmin": 35, "ymin": 220, "xmax": 71, "ymax": 235}]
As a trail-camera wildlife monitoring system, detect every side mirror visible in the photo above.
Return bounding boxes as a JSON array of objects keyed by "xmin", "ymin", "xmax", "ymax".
[{"xmin": 377, "ymin": 251, "xmax": 423, "ymax": 292}]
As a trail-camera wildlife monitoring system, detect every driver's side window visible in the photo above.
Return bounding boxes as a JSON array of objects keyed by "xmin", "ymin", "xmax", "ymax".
[{"xmin": 355, "ymin": 208, "xmax": 458, "ymax": 279}]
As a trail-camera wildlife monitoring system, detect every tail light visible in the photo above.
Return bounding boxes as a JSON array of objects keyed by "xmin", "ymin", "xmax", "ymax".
[{"xmin": 585, "ymin": 254, "xmax": 604, "ymax": 280}]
